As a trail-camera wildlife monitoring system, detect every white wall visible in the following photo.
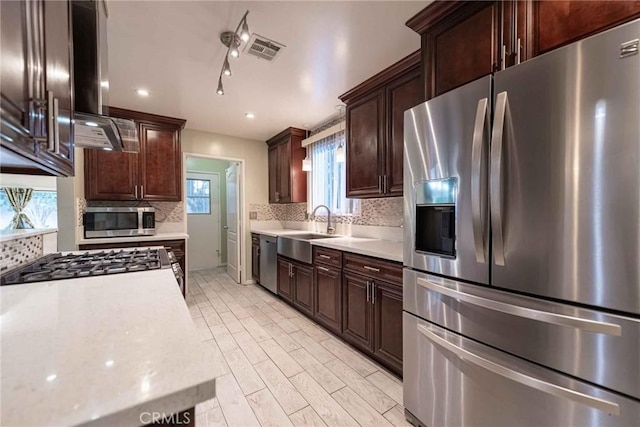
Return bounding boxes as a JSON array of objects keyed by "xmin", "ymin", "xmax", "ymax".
[
  {"xmin": 0, "ymin": 174, "xmax": 57, "ymax": 190},
  {"xmin": 56, "ymin": 148, "xmax": 83, "ymax": 251},
  {"xmin": 182, "ymin": 129, "xmax": 268, "ymax": 283}
]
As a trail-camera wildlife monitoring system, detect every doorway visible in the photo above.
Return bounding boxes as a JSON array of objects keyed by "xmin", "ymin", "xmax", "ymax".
[
  {"xmin": 184, "ymin": 154, "xmax": 244, "ymax": 283},
  {"xmin": 186, "ymin": 171, "xmax": 221, "ymax": 270}
]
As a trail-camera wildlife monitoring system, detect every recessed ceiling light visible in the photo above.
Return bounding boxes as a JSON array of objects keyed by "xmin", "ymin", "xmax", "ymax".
[
  {"xmin": 245, "ymin": 112, "xmax": 255, "ymax": 119},
  {"xmin": 136, "ymin": 89, "xmax": 149, "ymax": 97}
]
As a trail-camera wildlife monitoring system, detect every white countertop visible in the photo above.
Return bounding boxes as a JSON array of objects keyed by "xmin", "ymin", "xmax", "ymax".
[
  {"xmin": 251, "ymin": 229, "xmax": 403, "ymax": 263},
  {"xmin": 77, "ymin": 232, "xmax": 189, "ymax": 246},
  {"xmin": 1, "ymin": 269, "xmax": 217, "ymax": 427},
  {"xmin": 0, "ymin": 228, "xmax": 58, "ymax": 242},
  {"xmin": 311, "ymin": 237, "xmax": 403, "ymax": 263}
]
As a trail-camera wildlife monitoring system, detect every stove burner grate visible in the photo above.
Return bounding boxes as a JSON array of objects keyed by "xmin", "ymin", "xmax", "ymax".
[{"xmin": 1, "ymin": 248, "xmax": 165, "ymax": 286}]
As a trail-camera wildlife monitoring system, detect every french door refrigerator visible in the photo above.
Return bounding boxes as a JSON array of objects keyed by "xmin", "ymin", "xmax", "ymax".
[{"xmin": 403, "ymin": 18, "xmax": 640, "ymax": 427}]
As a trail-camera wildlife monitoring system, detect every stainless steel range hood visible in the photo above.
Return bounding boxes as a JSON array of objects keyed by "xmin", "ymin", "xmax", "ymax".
[
  {"xmin": 72, "ymin": 0, "xmax": 138, "ymax": 152},
  {"xmin": 73, "ymin": 112, "xmax": 138, "ymax": 151}
]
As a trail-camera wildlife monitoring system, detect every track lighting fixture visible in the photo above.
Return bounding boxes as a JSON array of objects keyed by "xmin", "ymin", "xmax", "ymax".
[{"xmin": 217, "ymin": 11, "xmax": 250, "ymax": 96}]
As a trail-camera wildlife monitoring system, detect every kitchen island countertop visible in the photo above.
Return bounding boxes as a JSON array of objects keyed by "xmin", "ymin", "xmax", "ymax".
[{"xmin": 0, "ymin": 269, "xmax": 216, "ymax": 427}]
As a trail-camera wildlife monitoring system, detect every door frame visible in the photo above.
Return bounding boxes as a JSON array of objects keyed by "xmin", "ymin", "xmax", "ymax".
[
  {"xmin": 185, "ymin": 170, "xmax": 222, "ymax": 270},
  {"xmin": 183, "ymin": 153, "xmax": 246, "ymax": 284}
]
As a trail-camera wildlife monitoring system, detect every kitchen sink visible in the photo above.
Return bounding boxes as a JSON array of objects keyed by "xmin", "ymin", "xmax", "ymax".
[{"xmin": 277, "ymin": 233, "xmax": 339, "ymax": 264}]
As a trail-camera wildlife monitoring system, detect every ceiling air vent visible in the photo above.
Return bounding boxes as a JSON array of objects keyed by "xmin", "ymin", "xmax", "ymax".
[{"xmin": 245, "ymin": 34, "xmax": 285, "ymax": 61}]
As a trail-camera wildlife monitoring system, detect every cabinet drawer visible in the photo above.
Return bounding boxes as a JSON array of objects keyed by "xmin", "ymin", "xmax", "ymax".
[
  {"xmin": 313, "ymin": 246, "xmax": 342, "ymax": 268},
  {"xmin": 343, "ymin": 253, "xmax": 402, "ymax": 285}
]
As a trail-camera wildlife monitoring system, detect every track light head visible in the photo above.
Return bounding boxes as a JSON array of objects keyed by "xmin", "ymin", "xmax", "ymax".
[
  {"xmin": 216, "ymin": 78, "xmax": 224, "ymax": 95},
  {"xmin": 223, "ymin": 57, "xmax": 232, "ymax": 76},
  {"xmin": 240, "ymin": 19, "xmax": 250, "ymax": 42}
]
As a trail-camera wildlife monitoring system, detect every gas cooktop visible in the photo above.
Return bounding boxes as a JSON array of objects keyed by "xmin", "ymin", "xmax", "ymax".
[{"xmin": 1, "ymin": 248, "xmax": 169, "ymax": 286}]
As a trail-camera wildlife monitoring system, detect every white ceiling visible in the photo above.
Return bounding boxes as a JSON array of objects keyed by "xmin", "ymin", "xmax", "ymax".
[{"xmin": 106, "ymin": 1, "xmax": 428, "ymax": 141}]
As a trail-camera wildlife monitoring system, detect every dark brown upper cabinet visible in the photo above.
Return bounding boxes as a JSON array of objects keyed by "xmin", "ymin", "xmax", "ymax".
[
  {"xmin": 339, "ymin": 51, "xmax": 422, "ymax": 199},
  {"xmin": 407, "ymin": 1, "xmax": 640, "ymax": 100},
  {"xmin": 407, "ymin": 1, "xmax": 503, "ymax": 99},
  {"xmin": 266, "ymin": 127, "xmax": 307, "ymax": 204},
  {"xmin": 531, "ymin": 1, "xmax": 640, "ymax": 55},
  {"xmin": 0, "ymin": 0, "xmax": 74, "ymax": 176},
  {"xmin": 84, "ymin": 107, "xmax": 185, "ymax": 201}
]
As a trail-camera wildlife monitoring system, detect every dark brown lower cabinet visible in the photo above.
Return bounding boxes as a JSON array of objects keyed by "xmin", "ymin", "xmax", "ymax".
[
  {"xmin": 292, "ymin": 263, "xmax": 314, "ymax": 318},
  {"xmin": 278, "ymin": 251, "xmax": 403, "ymax": 377},
  {"xmin": 314, "ymin": 265, "xmax": 342, "ymax": 334},
  {"xmin": 277, "ymin": 257, "xmax": 294, "ymax": 303},
  {"xmin": 372, "ymin": 280, "xmax": 403, "ymax": 374},
  {"xmin": 251, "ymin": 234, "xmax": 260, "ymax": 283},
  {"xmin": 342, "ymin": 272, "xmax": 374, "ymax": 352}
]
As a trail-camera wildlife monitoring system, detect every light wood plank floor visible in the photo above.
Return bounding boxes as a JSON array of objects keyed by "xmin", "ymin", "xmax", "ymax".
[{"xmin": 188, "ymin": 268, "xmax": 411, "ymax": 427}]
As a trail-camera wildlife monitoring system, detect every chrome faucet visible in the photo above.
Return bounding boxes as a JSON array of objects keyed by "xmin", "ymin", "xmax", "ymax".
[{"xmin": 311, "ymin": 204, "xmax": 335, "ymax": 234}]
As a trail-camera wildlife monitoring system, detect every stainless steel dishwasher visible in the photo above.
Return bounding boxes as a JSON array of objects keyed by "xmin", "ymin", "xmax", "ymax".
[{"xmin": 259, "ymin": 235, "xmax": 277, "ymax": 294}]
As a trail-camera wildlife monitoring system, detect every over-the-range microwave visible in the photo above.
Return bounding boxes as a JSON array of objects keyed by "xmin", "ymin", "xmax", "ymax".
[{"xmin": 83, "ymin": 207, "xmax": 156, "ymax": 238}]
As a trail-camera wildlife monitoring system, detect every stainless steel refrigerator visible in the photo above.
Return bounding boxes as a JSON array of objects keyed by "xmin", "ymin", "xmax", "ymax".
[{"xmin": 403, "ymin": 19, "xmax": 640, "ymax": 427}]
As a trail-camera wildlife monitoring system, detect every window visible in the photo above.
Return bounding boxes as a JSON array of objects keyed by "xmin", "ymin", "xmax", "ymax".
[
  {"xmin": 186, "ymin": 179, "xmax": 211, "ymax": 214},
  {"xmin": 0, "ymin": 190, "xmax": 57, "ymax": 229},
  {"xmin": 308, "ymin": 131, "xmax": 359, "ymax": 215}
]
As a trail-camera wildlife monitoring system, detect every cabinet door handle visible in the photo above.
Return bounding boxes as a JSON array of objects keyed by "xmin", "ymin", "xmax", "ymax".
[
  {"xmin": 317, "ymin": 266, "xmax": 329, "ymax": 272},
  {"xmin": 140, "ymin": 185, "xmax": 144, "ymax": 198},
  {"xmin": 516, "ymin": 38, "xmax": 522, "ymax": 65},
  {"xmin": 501, "ymin": 44, "xmax": 507, "ymax": 70},
  {"xmin": 53, "ymin": 97, "xmax": 60, "ymax": 154},
  {"xmin": 363, "ymin": 265, "xmax": 380, "ymax": 273},
  {"xmin": 383, "ymin": 175, "xmax": 388, "ymax": 193},
  {"xmin": 134, "ymin": 185, "xmax": 138, "ymax": 199},
  {"xmin": 372, "ymin": 281, "xmax": 376, "ymax": 304},
  {"xmin": 378, "ymin": 176, "xmax": 382, "ymax": 194},
  {"xmin": 319, "ymin": 254, "xmax": 331, "ymax": 260},
  {"xmin": 366, "ymin": 280, "xmax": 370, "ymax": 302},
  {"xmin": 46, "ymin": 90, "xmax": 55, "ymax": 151}
]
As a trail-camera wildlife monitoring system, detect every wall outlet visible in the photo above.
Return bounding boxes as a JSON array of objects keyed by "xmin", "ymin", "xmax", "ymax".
[
  {"xmin": 305, "ymin": 212, "xmax": 309, "ymax": 220},
  {"xmin": 249, "ymin": 211, "xmax": 257, "ymax": 220}
]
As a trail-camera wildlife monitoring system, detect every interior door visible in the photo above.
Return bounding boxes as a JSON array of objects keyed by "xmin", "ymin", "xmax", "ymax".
[
  {"xmin": 490, "ymin": 19, "xmax": 640, "ymax": 315},
  {"xmin": 226, "ymin": 163, "xmax": 241, "ymax": 282},
  {"xmin": 186, "ymin": 172, "xmax": 220, "ymax": 270}
]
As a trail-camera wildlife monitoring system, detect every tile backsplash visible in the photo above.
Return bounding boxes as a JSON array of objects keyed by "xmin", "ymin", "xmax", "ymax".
[
  {"xmin": 1, "ymin": 235, "xmax": 43, "ymax": 273},
  {"xmin": 249, "ymin": 197, "xmax": 403, "ymax": 228}
]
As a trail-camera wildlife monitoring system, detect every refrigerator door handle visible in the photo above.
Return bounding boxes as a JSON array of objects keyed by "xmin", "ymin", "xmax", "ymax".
[
  {"xmin": 490, "ymin": 91, "xmax": 508, "ymax": 266},
  {"xmin": 471, "ymin": 97, "xmax": 489, "ymax": 263},
  {"xmin": 417, "ymin": 324, "xmax": 621, "ymax": 416},
  {"xmin": 416, "ymin": 277, "xmax": 622, "ymax": 336}
]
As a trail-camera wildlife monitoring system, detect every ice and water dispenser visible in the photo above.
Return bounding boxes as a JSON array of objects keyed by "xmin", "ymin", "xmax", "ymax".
[{"xmin": 414, "ymin": 178, "xmax": 457, "ymax": 257}]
